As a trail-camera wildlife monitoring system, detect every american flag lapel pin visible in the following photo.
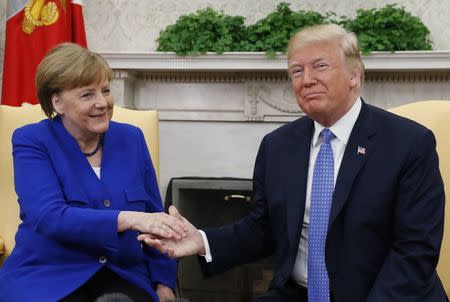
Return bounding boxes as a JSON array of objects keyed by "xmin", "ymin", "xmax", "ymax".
[{"xmin": 357, "ymin": 146, "xmax": 366, "ymax": 155}]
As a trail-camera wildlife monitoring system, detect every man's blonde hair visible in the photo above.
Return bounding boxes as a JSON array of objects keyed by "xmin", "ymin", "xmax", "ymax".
[
  {"xmin": 287, "ymin": 24, "xmax": 364, "ymax": 85},
  {"xmin": 36, "ymin": 43, "xmax": 113, "ymax": 119}
]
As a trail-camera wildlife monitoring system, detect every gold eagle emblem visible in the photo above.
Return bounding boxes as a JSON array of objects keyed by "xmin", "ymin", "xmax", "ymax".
[{"xmin": 22, "ymin": 0, "xmax": 62, "ymax": 35}]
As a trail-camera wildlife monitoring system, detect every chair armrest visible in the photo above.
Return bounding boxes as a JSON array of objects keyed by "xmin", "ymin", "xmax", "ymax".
[{"xmin": 0, "ymin": 235, "xmax": 4, "ymax": 255}]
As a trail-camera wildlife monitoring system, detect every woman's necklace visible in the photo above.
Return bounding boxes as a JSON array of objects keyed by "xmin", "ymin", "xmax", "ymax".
[{"xmin": 83, "ymin": 134, "xmax": 104, "ymax": 157}]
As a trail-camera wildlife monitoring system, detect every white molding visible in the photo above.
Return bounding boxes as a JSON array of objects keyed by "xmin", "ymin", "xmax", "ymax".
[
  {"xmin": 363, "ymin": 51, "xmax": 450, "ymax": 71},
  {"xmin": 100, "ymin": 51, "xmax": 450, "ymax": 72},
  {"xmin": 103, "ymin": 51, "xmax": 450, "ymax": 123}
]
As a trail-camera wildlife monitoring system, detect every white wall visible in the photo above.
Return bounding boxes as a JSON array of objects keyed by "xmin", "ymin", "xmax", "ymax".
[
  {"xmin": 1, "ymin": 0, "xmax": 450, "ymax": 199},
  {"xmin": 159, "ymin": 121, "xmax": 280, "ymax": 197},
  {"xmin": 84, "ymin": 0, "xmax": 450, "ymax": 52},
  {"xmin": 2, "ymin": 0, "xmax": 450, "ymax": 87}
]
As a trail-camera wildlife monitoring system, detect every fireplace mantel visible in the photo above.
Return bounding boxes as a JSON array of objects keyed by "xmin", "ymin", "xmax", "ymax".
[
  {"xmin": 101, "ymin": 52, "xmax": 450, "ymax": 200},
  {"xmin": 102, "ymin": 51, "xmax": 450, "ymax": 122},
  {"xmin": 101, "ymin": 51, "xmax": 450, "ymax": 71}
]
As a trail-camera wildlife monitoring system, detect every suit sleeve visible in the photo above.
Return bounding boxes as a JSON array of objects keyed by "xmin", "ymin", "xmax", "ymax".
[
  {"xmin": 367, "ymin": 129, "xmax": 445, "ymax": 300},
  {"xmin": 12, "ymin": 128, "xmax": 120, "ymax": 254},
  {"xmin": 201, "ymin": 135, "xmax": 276, "ymax": 275},
  {"xmin": 137, "ymin": 129, "xmax": 177, "ymax": 290}
]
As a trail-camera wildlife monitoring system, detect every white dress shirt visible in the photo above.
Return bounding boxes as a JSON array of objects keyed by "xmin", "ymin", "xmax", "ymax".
[
  {"xmin": 92, "ymin": 166, "xmax": 101, "ymax": 179},
  {"xmin": 200, "ymin": 98, "xmax": 363, "ymax": 287},
  {"xmin": 291, "ymin": 97, "xmax": 362, "ymax": 286}
]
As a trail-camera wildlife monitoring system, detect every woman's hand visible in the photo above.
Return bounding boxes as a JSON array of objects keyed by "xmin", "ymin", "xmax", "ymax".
[
  {"xmin": 156, "ymin": 284, "xmax": 175, "ymax": 302},
  {"xmin": 118, "ymin": 211, "xmax": 188, "ymax": 239},
  {"xmin": 138, "ymin": 206, "xmax": 206, "ymax": 258}
]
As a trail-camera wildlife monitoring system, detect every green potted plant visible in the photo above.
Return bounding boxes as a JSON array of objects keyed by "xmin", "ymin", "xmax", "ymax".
[
  {"xmin": 156, "ymin": 3, "xmax": 433, "ymax": 56},
  {"xmin": 156, "ymin": 7, "xmax": 246, "ymax": 55},
  {"xmin": 339, "ymin": 4, "xmax": 432, "ymax": 53},
  {"xmin": 157, "ymin": 3, "xmax": 331, "ymax": 57},
  {"xmin": 239, "ymin": 2, "xmax": 329, "ymax": 57}
]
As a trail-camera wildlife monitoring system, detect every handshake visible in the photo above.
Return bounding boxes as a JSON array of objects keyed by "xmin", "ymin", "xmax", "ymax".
[{"xmin": 119, "ymin": 206, "xmax": 205, "ymax": 259}]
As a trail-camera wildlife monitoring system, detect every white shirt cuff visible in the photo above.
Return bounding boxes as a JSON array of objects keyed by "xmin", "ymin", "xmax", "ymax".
[{"xmin": 198, "ymin": 230, "xmax": 212, "ymax": 263}]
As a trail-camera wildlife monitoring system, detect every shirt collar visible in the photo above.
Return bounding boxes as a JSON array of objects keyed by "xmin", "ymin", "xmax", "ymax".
[{"xmin": 312, "ymin": 97, "xmax": 362, "ymax": 147}]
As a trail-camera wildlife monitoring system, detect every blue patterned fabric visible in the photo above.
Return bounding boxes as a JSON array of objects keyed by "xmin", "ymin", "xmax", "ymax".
[{"xmin": 308, "ymin": 128, "xmax": 335, "ymax": 302}]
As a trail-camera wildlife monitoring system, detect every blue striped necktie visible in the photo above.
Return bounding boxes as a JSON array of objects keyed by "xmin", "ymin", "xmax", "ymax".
[{"xmin": 308, "ymin": 128, "xmax": 335, "ymax": 302}]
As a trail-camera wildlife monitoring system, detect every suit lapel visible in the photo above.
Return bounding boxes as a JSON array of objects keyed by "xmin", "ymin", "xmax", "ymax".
[
  {"xmin": 50, "ymin": 117, "xmax": 109, "ymax": 200},
  {"xmin": 286, "ymin": 118, "xmax": 314, "ymax": 246},
  {"xmin": 329, "ymin": 102, "xmax": 377, "ymax": 228}
]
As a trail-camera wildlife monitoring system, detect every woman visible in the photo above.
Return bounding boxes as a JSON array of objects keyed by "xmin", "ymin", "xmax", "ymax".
[{"xmin": 0, "ymin": 43, "xmax": 186, "ymax": 302}]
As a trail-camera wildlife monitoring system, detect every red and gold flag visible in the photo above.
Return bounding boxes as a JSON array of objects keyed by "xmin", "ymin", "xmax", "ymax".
[{"xmin": 1, "ymin": 0, "xmax": 87, "ymax": 106}]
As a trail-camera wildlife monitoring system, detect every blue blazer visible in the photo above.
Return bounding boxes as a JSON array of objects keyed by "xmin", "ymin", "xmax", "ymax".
[
  {"xmin": 203, "ymin": 102, "xmax": 447, "ymax": 301},
  {"xmin": 0, "ymin": 117, "xmax": 176, "ymax": 302}
]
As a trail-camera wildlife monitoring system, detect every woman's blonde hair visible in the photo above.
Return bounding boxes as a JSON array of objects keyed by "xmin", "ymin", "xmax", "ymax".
[{"xmin": 36, "ymin": 43, "xmax": 113, "ymax": 118}]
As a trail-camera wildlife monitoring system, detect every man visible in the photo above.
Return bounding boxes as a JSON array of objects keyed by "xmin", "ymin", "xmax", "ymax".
[{"xmin": 141, "ymin": 24, "xmax": 447, "ymax": 301}]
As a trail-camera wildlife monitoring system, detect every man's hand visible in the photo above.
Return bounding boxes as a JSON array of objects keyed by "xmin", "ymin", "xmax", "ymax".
[
  {"xmin": 156, "ymin": 284, "xmax": 175, "ymax": 302},
  {"xmin": 138, "ymin": 206, "xmax": 205, "ymax": 258}
]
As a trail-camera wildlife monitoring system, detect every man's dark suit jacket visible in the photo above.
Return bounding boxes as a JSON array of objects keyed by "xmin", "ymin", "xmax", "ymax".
[{"xmin": 202, "ymin": 102, "xmax": 447, "ymax": 301}]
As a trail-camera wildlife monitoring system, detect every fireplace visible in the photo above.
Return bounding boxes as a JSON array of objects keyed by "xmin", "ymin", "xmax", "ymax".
[{"xmin": 165, "ymin": 177, "xmax": 274, "ymax": 302}]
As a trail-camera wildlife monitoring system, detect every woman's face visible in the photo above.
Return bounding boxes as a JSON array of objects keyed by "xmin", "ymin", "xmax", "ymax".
[{"xmin": 52, "ymin": 79, "xmax": 114, "ymax": 140}]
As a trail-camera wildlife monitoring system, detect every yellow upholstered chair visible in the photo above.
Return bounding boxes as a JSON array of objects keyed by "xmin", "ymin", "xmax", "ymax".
[
  {"xmin": 0, "ymin": 104, "xmax": 159, "ymax": 265},
  {"xmin": 388, "ymin": 100, "xmax": 450, "ymax": 296}
]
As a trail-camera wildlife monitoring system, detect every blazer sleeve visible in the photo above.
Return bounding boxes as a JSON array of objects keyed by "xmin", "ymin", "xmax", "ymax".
[
  {"xmin": 201, "ymin": 135, "xmax": 276, "ymax": 275},
  {"xmin": 12, "ymin": 127, "xmax": 120, "ymax": 254},
  {"xmin": 367, "ymin": 129, "xmax": 446, "ymax": 300},
  {"xmin": 136, "ymin": 129, "xmax": 177, "ymax": 289}
]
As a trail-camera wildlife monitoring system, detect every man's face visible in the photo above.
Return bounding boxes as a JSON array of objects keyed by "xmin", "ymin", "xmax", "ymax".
[{"xmin": 288, "ymin": 41, "xmax": 359, "ymax": 127}]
